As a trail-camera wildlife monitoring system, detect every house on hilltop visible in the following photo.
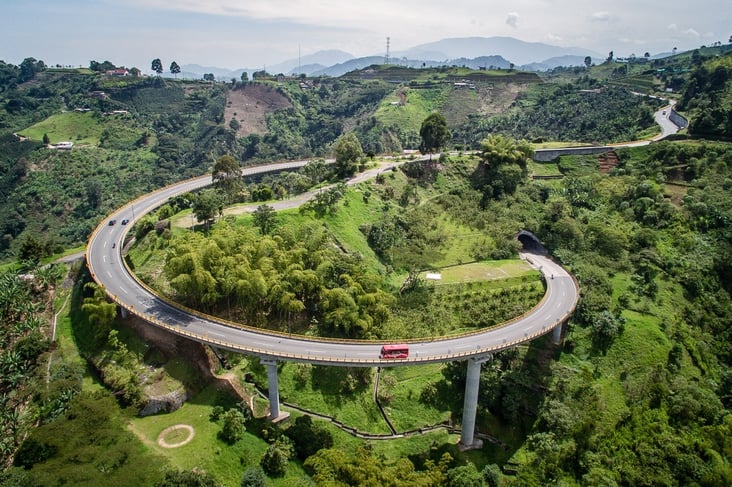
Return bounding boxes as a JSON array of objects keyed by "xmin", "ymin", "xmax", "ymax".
[{"xmin": 105, "ymin": 68, "xmax": 129, "ymax": 77}]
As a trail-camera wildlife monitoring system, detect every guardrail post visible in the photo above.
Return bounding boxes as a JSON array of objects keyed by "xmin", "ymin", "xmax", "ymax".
[
  {"xmin": 459, "ymin": 354, "xmax": 491, "ymax": 450},
  {"xmin": 261, "ymin": 358, "xmax": 289, "ymax": 422}
]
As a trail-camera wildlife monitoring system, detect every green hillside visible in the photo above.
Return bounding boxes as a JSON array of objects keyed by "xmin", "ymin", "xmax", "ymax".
[
  {"xmin": 0, "ymin": 61, "xmax": 680, "ymax": 259},
  {"xmin": 0, "ymin": 52, "xmax": 731, "ymax": 487},
  {"xmin": 18, "ymin": 111, "xmax": 103, "ymax": 145}
]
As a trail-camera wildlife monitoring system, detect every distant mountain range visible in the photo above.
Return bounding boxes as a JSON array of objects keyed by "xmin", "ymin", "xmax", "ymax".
[
  {"xmin": 177, "ymin": 36, "xmax": 607, "ymax": 80},
  {"xmin": 397, "ymin": 36, "xmax": 601, "ymax": 65}
]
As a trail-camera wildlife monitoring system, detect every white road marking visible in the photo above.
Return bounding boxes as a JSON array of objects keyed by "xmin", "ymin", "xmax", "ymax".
[{"xmin": 120, "ymin": 287, "xmax": 128, "ymax": 295}]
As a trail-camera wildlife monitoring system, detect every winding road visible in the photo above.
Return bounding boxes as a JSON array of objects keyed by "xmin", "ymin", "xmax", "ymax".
[{"xmin": 86, "ymin": 160, "xmax": 578, "ymax": 367}]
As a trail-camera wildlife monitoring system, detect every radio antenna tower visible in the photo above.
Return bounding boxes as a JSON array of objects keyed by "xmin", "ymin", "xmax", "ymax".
[{"xmin": 385, "ymin": 37, "xmax": 390, "ymax": 65}]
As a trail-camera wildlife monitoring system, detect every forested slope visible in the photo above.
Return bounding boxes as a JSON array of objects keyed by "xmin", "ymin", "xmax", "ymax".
[{"xmin": 0, "ymin": 59, "xmax": 674, "ymax": 261}]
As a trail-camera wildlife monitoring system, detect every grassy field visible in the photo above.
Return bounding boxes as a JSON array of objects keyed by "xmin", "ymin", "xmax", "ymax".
[
  {"xmin": 127, "ymin": 231, "xmax": 173, "ymax": 291},
  {"xmin": 52, "ymin": 278, "xmax": 107, "ymax": 393},
  {"xmin": 275, "ymin": 363, "xmax": 392, "ymax": 434},
  {"xmin": 427, "ymin": 260, "xmax": 535, "ymax": 284},
  {"xmin": 529, "ymin": 161, "xmax": 563, "ymax": 177},
  {"xmin": 19, "ymin": 111, "xmax": 105, "ymax": 145},
  {"xmin": 375, "ymin": 86, "xmax": 446, "ymax": 132},
  {"xmin": 129, "ymin": 384, "xmax": 308, "ymax": 487},
  {"xmin": 379, "ymin": 364, "xmax": 449, "ymax": 430}
]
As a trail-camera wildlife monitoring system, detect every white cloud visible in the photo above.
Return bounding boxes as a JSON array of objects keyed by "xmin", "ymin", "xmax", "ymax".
[
  {"xmin": 590, "ymin": 11, "xmax": 611, "ymax": 22},
  {"xmin": 17, "ymin": 0, "xmax": 727, "ymax": 68},
  {"xmin": 667, "ymin": 23, "xmax": 701, "ymax": 38},
  {"xmin": 120, "ymin": 0, "xmax": 447, "ymax": 29}
]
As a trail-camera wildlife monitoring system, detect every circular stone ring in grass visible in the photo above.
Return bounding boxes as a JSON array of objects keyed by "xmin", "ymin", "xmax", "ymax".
[{"xmin": 157, "ymin": 424, "xmax": 195, "ymax": 448}]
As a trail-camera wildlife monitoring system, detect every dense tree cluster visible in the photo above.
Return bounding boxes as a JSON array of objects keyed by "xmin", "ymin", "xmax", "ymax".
[
  {"xmin": 163, "ymin": 221, "xmax": 394, "ymax": 338},
  {"xmin": 474, "ymin": 135, "xmax": 533, "ymax": 200},
  {"xmin": 0, "ymin": 265, "xmax": 69, "ymax": 468},
  {"xmin": 680, "ymin": 61, "xmax": 732, "ymax": 138}
]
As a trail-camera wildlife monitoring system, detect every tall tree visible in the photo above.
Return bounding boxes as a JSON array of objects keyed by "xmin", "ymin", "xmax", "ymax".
[
  {"xmin": 260, "ymin": 437, "xmax": 293, "ymax": 477},
  {"xmin": 191, "ymin": 189, "xmax": 223, "ymax": 227},
  {"xmin": 252, "ymin": 205, "xmax": 278, "ymax": 235},
  {"xmin": 241, "ymin": 466, "xmax": 266, "ymax": 487},
  {"xmin": 211, "ymin": 155, "xmax": 241, "ymax": 202},
  {"xmin": 219, "ymin": 409, "xmax": 246, "ymax": 444},
  {"xmin": 169, "ymin": 61, "xmax": 180, "ymax": 78},
  {"xmin": 240, "ymin": 71, "xmax": 249, "ymax": 82},
  {"xmin": 151, "ymin": 58, "xmax": 163, "ymax": 75},
  {"xmin": 584, "ymin": 56, "xmax": 592, "ymax": 68},
  {"xmin": 81, "ymin": 283, "xmax": 117, "ymax": 340},
  {"xmin": 19, "ymin": 57, "xmax": 45, "ymax": 82},
  {"xmin": 476, "ymin": 135, "xmax": 533, "ymax": 198},
  {"xmin": 419, "ymin": 112, "xmax": 451, "ymax": 159},
  {"xmin": 333, "ymin": 133, "xmax": 363, "ymax": 178}
]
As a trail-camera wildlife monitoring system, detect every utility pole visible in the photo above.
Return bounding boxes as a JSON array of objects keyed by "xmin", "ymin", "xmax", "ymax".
[{"xmin": 385, "ymin": 37, "xmax": 390, "ymax": 65}]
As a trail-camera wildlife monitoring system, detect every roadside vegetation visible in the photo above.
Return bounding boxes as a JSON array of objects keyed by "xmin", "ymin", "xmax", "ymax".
[{"xmin": 0, "ymin": 48, "xmax": 730, "ymax": 486}]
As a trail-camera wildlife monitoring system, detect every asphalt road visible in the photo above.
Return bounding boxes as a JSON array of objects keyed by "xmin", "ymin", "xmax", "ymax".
[
  {"xmin": 87, "ymin": 161, "xmax": 579, "ymax": 367},
  {"xmin": 652, "ymin": 101, "xmax": 680, "ymax": 140}
]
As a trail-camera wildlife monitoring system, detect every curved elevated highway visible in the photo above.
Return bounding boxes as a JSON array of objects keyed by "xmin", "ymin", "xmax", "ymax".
[
  {"xmin": 85, "ymin": 100, "xmax": 685, "ymax": 444},
  {"xmin": 87, "ymin": 159, "xmax": 578, "ymax": 446},
  {"xmin": 87, "ymin": 160, "xmax": 578, "ymax": 367}
]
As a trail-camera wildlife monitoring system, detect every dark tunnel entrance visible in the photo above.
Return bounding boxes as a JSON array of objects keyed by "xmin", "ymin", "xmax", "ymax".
[{"xmin": 517, "ymin": 230, "xmax": 547, "ymax": 255}]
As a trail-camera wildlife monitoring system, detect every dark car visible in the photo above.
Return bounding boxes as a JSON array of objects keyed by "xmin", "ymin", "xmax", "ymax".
[
  {"xmin": 121, "ymin": 219, "xmax": 129, "ymax": 225},
  {"xmin": 108, "ymin": 219, "xmax": 116, "ymax": 226}
]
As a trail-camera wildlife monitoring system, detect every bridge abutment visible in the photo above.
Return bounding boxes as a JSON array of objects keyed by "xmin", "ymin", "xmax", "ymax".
[
  {"xmin": 459, "ymin": 354, "xmax": 492, "ymax": 450},
  {"xmin": 261, "ymin": 358, "xmax": 289, "ymax": 422}
]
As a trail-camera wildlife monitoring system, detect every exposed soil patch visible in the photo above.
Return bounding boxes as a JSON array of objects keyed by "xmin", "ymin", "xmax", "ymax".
[
  {"xmin": 224, "ymin": 84, "xmax": 291, "ymax": 137},
  {"xmin": 157, "ymin": 424, "xmax": 195, "ymax": 448}
]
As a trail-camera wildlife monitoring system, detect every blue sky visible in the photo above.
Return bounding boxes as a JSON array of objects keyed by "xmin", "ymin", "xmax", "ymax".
[{"xmin": 3, "ymin": 0, "xmax": 730, "ymax": 70}]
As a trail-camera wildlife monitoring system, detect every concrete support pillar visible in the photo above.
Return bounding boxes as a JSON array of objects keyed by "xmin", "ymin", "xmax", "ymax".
[
  {"xmin": 459, "ymin": 355, "xmax": 491, "ymax": 450},
  {"xmin": 552, "ymin": 322, "xmax": 563, "ymax": 345},
  {"xmin": 119, "ymin": 307, "xmax": 128, "ymax": 319},
  {"xmin": 261, "ymin": 358, "xmax": 281, "ymax": 420},
  {"xmin": 261, "ymin": 358, "xmax": 289, "ymax": 422}
]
